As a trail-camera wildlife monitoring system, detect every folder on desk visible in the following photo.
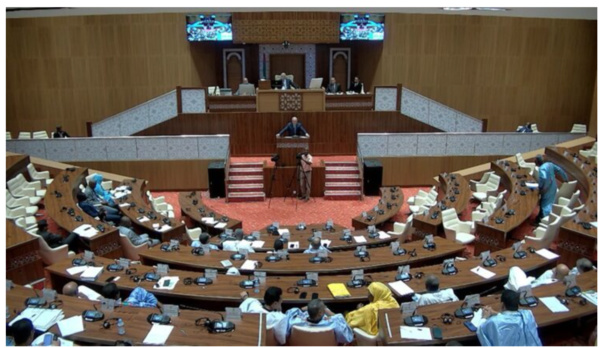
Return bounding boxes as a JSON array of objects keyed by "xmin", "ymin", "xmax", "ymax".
[
  {"xmin": 327, "ymin": 283, "xmax": 351, "ymax": 298},
  {"xmin": 80, "ymin": 266, "xmax": 104, "ymax": 281}
]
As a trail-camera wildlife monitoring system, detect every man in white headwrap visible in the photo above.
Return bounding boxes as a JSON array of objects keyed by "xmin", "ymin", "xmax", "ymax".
[{"xmin": 504, "ymin": 267, "xmax": 535, "ymax": 292}]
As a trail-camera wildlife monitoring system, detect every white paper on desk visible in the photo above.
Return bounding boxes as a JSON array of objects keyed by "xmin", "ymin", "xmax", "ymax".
[
  {"xmin": 201, "ymin": 217, "xmax": 215, "ymax": 223},
  {"xmin": 240, "ymin": 260, "xmax": 259, "ymax": 270},
  {"xmin": 113, "ymin": 191, "xmax": 130, "ymax": 199},
  {"xmin": 278, "ymin": 228, "xmax": 290, "ymax": 235},
  {"xmin": 73, "ymin": 224, "xmax": 98, "ymax": 238},
  {"xmin": 158, "ymin": 225, "xmax": 172, "ymax": 232},
  {"xmin": 118, "ymin": 203, "xmax": 130, "ymax": 208},
  {"xmin": 540, "ymin": 297, "xmax": 570, "ymax": 313},
  {"xmin": 470, "ymin": 309, "xmax": 487, "ymax": 328},
  {"xmin": 66, "ymin": 266, "xmax": 88, "ymax": 275},
  {"xmin": 138, "ymin": 216, "xmax": 150, "ymax": 223},
  {"xmin": 378, "ymin": 231, "xmax": 391, "ymax": 240},
  {"xmin": 143, "ymin": 324, "xmax": 174, "ymax": 345},
  {"xmin": 590, "ymin": 221, "xmax": 598, "ymax": 228},
  {"xmin": 471, "ymin": 266, "xmax": 496, "ymax": 279},
  {"xmin": 156, "ymin": 276, "xmax": 179, "ymax": 290},
  {"xmin": 535, "ymin": 248, "xmax": 559, "ymax": 260},
  {"xmin": 78, "ymin": 285, "xmax": 102, "ymax": 301},
  {"xmin": 10, "ymin": 308, "xmax": 65, "ymax": 332},
  {"xmin": 525, "ymin": 182, "xmax": 539, "ymax": 189},
  {"xmin": 321, "ymin": 239, "xmax": 332, "ymax": 248},
  {"xmin": 399, "ymin": 326, "xmax": 432, "ymax": 340},
  {"xmin": 80, "ymin": 266, "xmax": 103, "ymax": 281},
  {"xmin": 251, "ymin": 240, "xmax": 265, "ymax": 248},
  {"xmin": 353, "ymin": 235, "xmax": 367, "ymax": 243},
  {"xmin": 57, "ymin": 315, "xmax": 84, "ymax": 337},
  {"xmin": 387, "ymin": 280, "xmax": 415, "ymax": 296},
  {"xmin": 214, "ymin": 222, "xmax": 227, "ymax": 229}
]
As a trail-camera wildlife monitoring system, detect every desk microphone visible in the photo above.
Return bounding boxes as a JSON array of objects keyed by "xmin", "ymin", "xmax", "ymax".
[
  {"xmin": 25, "ymin": 288, "xmax": 46, "ymax": 307},
  {"xmin": 404, "ymin": 307, "xmax": 428, "ymax": 327},
  {"xmin": 395, "ymin": 249, "xmax": 417, "ymax": 281},
  {"xmin": 239, "ymin": 274, "xmax": 259, "ymax": 289},
  {"xmin": 565, "ymin": 280, "xmax": 582, "ymax": 297}
]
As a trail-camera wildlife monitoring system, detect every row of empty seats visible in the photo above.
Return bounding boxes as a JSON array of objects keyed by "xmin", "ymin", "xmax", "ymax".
[{"xmin": 7, "ymin": 130, "xmax": 53, "ymax": 139}]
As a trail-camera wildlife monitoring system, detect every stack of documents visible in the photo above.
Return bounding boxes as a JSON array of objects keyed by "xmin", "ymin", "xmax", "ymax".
[
  {"xmin": 240, "ymin": 260, "xmax": 259, "ymax": 270},
  {"xmin": 57, "ymin": 315, "xmax": 85, "ymax": 336},
  {"xmin": 387, "ymin": 280, "xmax": 415, "ymax": 296},
  {"xmin": 581, "ymin": 290, "xmax": 597, "ymax": 306},
  {"xmin": 66, "ymin": 266, "xmax": 88, "ymax": 275},
  {"xmin": 143, "ymin": 324, "xmax": 174, "ymax": 345},
  {"xmin": 327, "ymin": 283, "xmax": 351, "ymax": 298},
  {"xmin": 73, "ymin": 224, "xmax": 99, "ymax": 238},
  {"xmin": 353, "ymin": 236, "xmax": 367, "ymax": 243},
  {"xmin": 214, "ymin": 222, "xmax": 227, "ymax": 229},
  {"xmin": 80, "ymin": 266, "xmax": 104, "ymax": 281},
  {"xmin": 10, "ymin": 308, "xmax": 65, "ymax": 331},
  {"xmin": 378, "ymin": 231, "xmax": 392, "ymax": 239},
  {"xmin": 201, "ymin": 217, "xmax": 217, "ymax": 225}
]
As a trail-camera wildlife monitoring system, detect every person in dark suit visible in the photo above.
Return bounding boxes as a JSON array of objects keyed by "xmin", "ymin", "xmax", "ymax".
[
  {"xmin": 349, "ymin": 76, "xmax": 364, "ymax": 94},
  {"xmin": 279, "ymin": 72, "xmax": 298, "ymax": 90},
  {"xmin": 76, "ymin": 191, "xmax": 121, "ymax": 224},
  {"xmin": 36, "ymin": 219, "xmax": 79, "ymax": 252},
  {"xmin": 325, "ymin": 77, "xmax": 342, "ymax": 93},
  {"xmin": 52, "ymin": 125, "xmax": 70, "ymax": 138},
  {"xmin": 276, "ymin": 117, "xmax": 310, "ymax": 138}
]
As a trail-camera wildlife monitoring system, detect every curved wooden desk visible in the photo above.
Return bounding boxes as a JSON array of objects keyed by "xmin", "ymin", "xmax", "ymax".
[
  {"xmin": 6, "ymin": 285, "xmax": 266, "ymax": 346},
  {"xmin": 474, "ymin": 160, "xmax": 539, "ymax": 255},
  {"xmin": 6, "ymin": 220, "xmax": 44, "ymax": 285},
  {"xmin": 45, "ymin": 167, "xmax": 122, "ymax": 258},
  {"xmin": 118, "ymin": 179, "xmax": 185, "ymax": 242},
  {"xmin": 139, "ymin": 237, "xmax": 464, "ymax": 276},
  {"xmin": 352, "ymin": 187, "xmax": 403, "ymax": 229},
  {"xmin": 413, "ymin": 173, "xmax": 472, "ymax": 238},
  {"xmin": 546, "ymin": 146, "xmax": 597, "ymax": 267},
  {"xmin": 47, "ymin": 246, "xmax": 555, "ymax": 312},
  {"xmin": 229, "ymin": 223, "xmax": 398, "ymax": 252},
  {"xmin": 179, "ymin": 191, "xmax": 242, "ymax": 235},
  {"xmin": 378, "ymin": 271, "xmax": 597, "ymax": 345}
]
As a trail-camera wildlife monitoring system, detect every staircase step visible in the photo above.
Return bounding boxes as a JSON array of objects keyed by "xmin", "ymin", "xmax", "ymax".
[
  {"xmin": 230, "ymin": 162, "xmax": 263, "ymax": 168},
  {"xmin": 227, "ymin": 192, "xmax": 266, "ymax": 203},
  {"xmin": 325, "ymin": 182, "xmax": 361, "ymax": 190},
  {"xmin": 229, "ymin": 167, "xmax": 263, "ymax": 175},
  {"xmin": 228, "ymin": 175, "xmax": 263, "ymax": 184},
  {"xmin": 325, "ymin": 174, "xmax": 361, "ymax": 182},
  {"xmin": 324, "ymin": 190, "xmax": 362, "ymax": 201},
  {"xmin": 325, "ymin": 167, "xmax": 359, "ymax": 174},
  {"xmin": 324, "ymin": 161, "xmax": 357, "ymax": 167},
  {"xmin": 228, "ymin": 183, "xmax": 264, "ymax": 192}
]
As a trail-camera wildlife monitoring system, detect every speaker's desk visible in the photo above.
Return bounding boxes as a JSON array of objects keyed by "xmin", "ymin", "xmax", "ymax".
[
  {"xmin": 257, "ymin": 89, "xmax": 325, "ymax": 112},
  {"xmin": 275, "ymin": 136, "xmax": 310, "ymax": 168}
]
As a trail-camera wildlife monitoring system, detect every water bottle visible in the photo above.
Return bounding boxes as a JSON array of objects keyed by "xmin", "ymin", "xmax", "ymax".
[{"xmin": 117, "ymin": 318, "xmax": 125, "ymax": 335}]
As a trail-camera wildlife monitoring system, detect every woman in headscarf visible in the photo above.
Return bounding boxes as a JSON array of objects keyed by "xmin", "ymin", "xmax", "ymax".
[{"xmin": 345, "ymin": 282, "xmax": 399, "ymax": 335}]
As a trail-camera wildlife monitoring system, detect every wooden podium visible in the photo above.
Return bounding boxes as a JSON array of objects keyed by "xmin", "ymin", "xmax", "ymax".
[{"xmin": 275, "ymin": 136, "xmax": 309, "ymax": 167}]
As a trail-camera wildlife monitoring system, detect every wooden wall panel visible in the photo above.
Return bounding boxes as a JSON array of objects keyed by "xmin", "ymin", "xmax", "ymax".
[
  {"xmin": 64, "ymin": 160, "xmax": 213, "ymax": 191},
  {"xmin": 232, "ymin": 12, "xmax": 339, "ymax": 44},
  {"xmin": 589, "ymin": 77, "xmax": 597, "ymax": 139},
  {"xmin": 376, "ymin": 155, "xmax": 503, "ymax": 187},
  {"xmin": 135, "ymin": 111, "xmax": 441, "ymax": 156}
]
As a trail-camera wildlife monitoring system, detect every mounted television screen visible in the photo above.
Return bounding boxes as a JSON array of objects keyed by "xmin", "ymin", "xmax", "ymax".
[
  {"xmin": 186, "ymin": 14, "xmax": 232, "ymax": 41},
  {"xmin": 340, "ymin": 13, "xmax": 385, "ymax": 41}
]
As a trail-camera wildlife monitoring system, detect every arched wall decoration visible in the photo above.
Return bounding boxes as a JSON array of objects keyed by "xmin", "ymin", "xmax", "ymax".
[
  {"xmin": 223, "ymin": 49, "xmax": 246, "ymax": 89},
  {"xmin": 329, "ymin": 48, "xmax": 351, "ymax": 89}
]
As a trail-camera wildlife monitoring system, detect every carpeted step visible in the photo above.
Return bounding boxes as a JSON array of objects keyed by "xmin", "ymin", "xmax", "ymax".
[
  {"xmin": 325, "ymin": 174, "xmax": 361, "ymax": 182},
  {"xmin": 324, "ymin": 190, "xmax": 362, "ymax": 200},
  {"xmin": 324, "ymin": 161, "xmax": 358, "ymax": 167},
  {"xmin": 229, "ymin": 167, "xmax": 263, "ymax": 176},
  {"xmin": 228, "ymin": 175, "xmax": 264, "ymax": 184},
  {"xmin": 228, "ymin": 183, "xmax": 264, "ymax": 192},
  {"xmin": 227, "ymin": 191, "xmax": 266, "ymax": 202},
  {"xmin": 230, "ymin": 162, "xmax": 263, "ymax": 168},
  {"xmin": 325, "ymin": 182, "xmax": 361, "ymax": 191},
  {"xmin": 325, "ymin": 166, "xmax": 359, "ymax": 175}
]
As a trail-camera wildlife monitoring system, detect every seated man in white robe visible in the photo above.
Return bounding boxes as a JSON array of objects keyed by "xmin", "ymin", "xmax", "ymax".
[
  {"xmin": 240, "ymin": 287, "xmax": 288, "ymax": 345},
  {"xmin": 532, "ymin": 264, "xmax": 570, "ymax": 288},
  {"xmin": 222, "ymin": 229, "xmax": 255, "ymax": 253},
  {"xmin": 477, "ymin": 290, "xmax": 542, "ymax": 346},
  {"xmin": 503, "ymin": 266, "xmax": 535, "ymax": 291},
  {"xmin": 412, "ymin": 275, "xmax": 459, "ymax": 307},
  {"xmin": 302, "ymin": 237, "xmax": 331, "ymax": 254}
]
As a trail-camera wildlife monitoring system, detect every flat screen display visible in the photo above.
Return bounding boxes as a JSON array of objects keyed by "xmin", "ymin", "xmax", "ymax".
[
  {"xmin": 186, "ymin": 14, "xmax": 232, "ymax": 41},
  {"xmin": 340, "ymin": 13, "xmax": 385, "ymax": 41}
]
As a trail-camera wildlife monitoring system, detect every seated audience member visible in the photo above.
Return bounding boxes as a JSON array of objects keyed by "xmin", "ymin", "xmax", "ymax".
[
  {"xmin": 325, "ymin": 77, "xmax": 342, "ymax": 93},
  {"xmin": 286, "ymin": 299, "xmax": 354, "ymax": 345},
  {"xmin": 349, "ymin": 76, "xmax": 364, "ymax": 94},
  {"xmin": 476, "ymin": 290, "xmax": 542, "ymax": 346},
  {"xmin": 276, "ymin": 116, "xmax": 310, "ymax": 138},
  {"xmin": 101, "ymin": 282, "xmax": 160, "ymax": 308},
  {"xmin": 62, "ymin": 281, "xmax": 102, "ymax": 301},
  {"xmin": 271, "ymin": 238, "xmax": 284, "ymax": 253},
  {"xmin": 77, "ymin": 192, "xmax": 121, "ymax": 224},
  {"xmin": 570, "ymin": 258, "xmax": 595, "ymax": 275},
  {"xmin": 36, "ymin": 219, "xmax": 78, "ymax": 252},
  {"xmin": 412, "ymin": 275, "xmax": 459, "ymax": 306},
  {"xmin": 345, "ymin": 282, "xmax": 399, "ymax": 335},
  {"xmin": 191, "ymin": 232, "xmax": 221, "ymax": 250},
  {"xmin": 52, "ymin": 125, "xmax": 70, "ymax": 138},
  {"xmin": 503, "ymin": 266, "xmax": 534, "ymax": 291},
  {"xmin": 222, "ymin": 229, "xmax": 255, "ymax": 252},
  {"xmin": 235, "ymin": 77, "xmax": 254, "ymax": 95},
  {"xmin": 118, "ymin": 216, "xmax": 160, "ymax": 247},
  {"xmin": 240, "ymin": 287, "xmax": 289, "ymax": 344},
  {"xmin": 91, "ymin": 173, "xmax": 116, "ymax": 206},
  {"xmin": 303, "ymin": 237, "xmax": 331, "ymax": 254},
  {"xmin": 516, "ymin": 122, "xmax": 533, "ymax": 133},
  {"xmin": 532, "ymin": 264, "xmax": 570, "ymax": 288},
  {"xmin": 7, "ymin": 319, "xmax": 35, "ymax": 346},
  {"xmin": 83, "ymin": 179, "xmax": 119, "ymax": 214}
]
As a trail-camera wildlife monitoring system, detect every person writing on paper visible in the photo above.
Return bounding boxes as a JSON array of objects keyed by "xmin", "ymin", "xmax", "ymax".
[
  {"xmin": 279, "ymin": 72, "xmax": 298, "ymax": 90},
  {"xmin": 325, "ymin": 77, "xmax": 341, "ymax": 94},
  {"xmin": 101, "ymin": 283, "xmax": 161, "ymax": 309},
  {"xmin": 349, "ymin": 76, "xmax": 364, "ymax": 94},
  {"xmin": 191, "ymin": 232, "xmax": 221, "ymax": 250},
  {"xmin": 63, "ymin": 281, "xmax": 102, "ymax": 301},
  {"xmin": 119, "ymin": 217, "xmax": 160, "ymax": 247},
  {"xmin": 299, "ymin": 152, "xmax": 313, "ymax": 201},
  {"xmin": 240, "ymin": 287, "xmax": 289, "ymax": 344},
  {"xmin": 412, "ymin": 275, "xmax": 459, "ymax": 307},
  {"xmin": 345, "ymin": 282, "xmax": 399, "ymax": 335},
  {"xmin": 77, "ymin": 192, "xmax": 121, "ymax": 224},
  {"xmin": 303, "ymin": 237, "xmax": 331, "ymax": 254},
  {"xmin": 286, "ymin": 299, "xmax": 354, "ymax": 345},
  {"xmin": 503, "ymin": 266, "xmax": 535, "ymax": 292},
  {"xmin": 532, "ymin": 264, "xmax": 570, "ymax": 288},
  {"xmin": 534, "ymin": 155, "xmax": 568, "ymax": 224},
  {"xmin": 570, "ymin": 258, "xmax": 596, "ymax": 276},
  {"xmin": 222, "ymin": 229, "xmax": 255, "ymax": 253},
  {"xmin": 276, "ymin": 116, "xmax": 309, "ymax": 138},
  {"xmin": 36, "ymin": 219, "xmax": 79, "ymax": 253},
  {"xmin": 476, "ymin": 290, "xmax": 541, "ymax": 346}
]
